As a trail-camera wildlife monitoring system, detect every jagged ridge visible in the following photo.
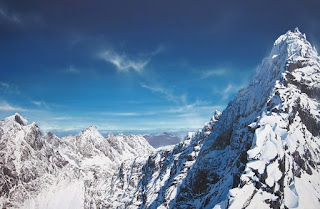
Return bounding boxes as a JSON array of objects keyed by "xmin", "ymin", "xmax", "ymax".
[{"xmin": 0, "ymin": 115, "xmax": 153, "ymax": 208}]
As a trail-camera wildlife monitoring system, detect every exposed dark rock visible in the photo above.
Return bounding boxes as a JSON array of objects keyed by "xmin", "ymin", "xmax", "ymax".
[
  {"xmin": 286, "ymin": 70, "xmax": 320, "ymax": 101},
  {"xmin": 192, "ymin": 170, "xmax": 208, "ymax": 194},
  {"xmin": 288, "ymin": 98, "xmax": 319, "ymax": 137},
  {"xmin": 233, "ymin": 174, "xmax": 240, "ymax": 188},
  {"xmin": 14, "ymin": 114, "xmax": 26, "ymax": 126},
  {"xmin": 298, "ymin": 108, "xmax": 320, "ymax": 137},
  {"xmin": 212, "ymin": 129, "xmax": 232, "ymax": 150},
  {"xmin": 292, "ymin": 151, "xmax": 313, "ymax": 175}
]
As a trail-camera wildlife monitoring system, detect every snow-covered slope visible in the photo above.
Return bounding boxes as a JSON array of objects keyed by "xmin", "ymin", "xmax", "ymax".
[
  {"xmin": 0, "ymin": 115, "xmax": 153, "ymax": 208},
  {"xmin": 100, "ymin": 110, "xmax": 222, "ymax": 208},
  {"xmin": 0, "ymin": 114, "xmax": 70, "ymax": 208}
]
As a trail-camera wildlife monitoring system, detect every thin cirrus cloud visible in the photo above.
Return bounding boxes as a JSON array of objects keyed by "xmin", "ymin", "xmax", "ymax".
[
  {"xmin": 167, "ymin": 100, "xmax": 214, "ymax": 113},
  {"xmin": 103, "ymin": 112, "xmax": 141, "ymax": 117},
  {"xmin": 140, "ymin": 83, "xmax": 187, "ymax": 104},
  {"xmin": 99, "ymin": 45, "xmax": 164, "ymax": 73},
  {"xmin": 0, "ymin": 5, "xmax": 45, "ymax": 27},
  {"xmin": 200, "ymin": 69, "xmax": 227, "ymax": 79},
  {"xmin": 31, "ymin": 100, "xmax": 49, "ymax": 109},
  {"xmin": 99, "ymin": 50, "xmax": 149, "ymax": 73},
  {"xmin": 0, "ymin": 7, "xmax": 21, "ymax": 24},
  {"xmin": 140, "ymin": 45, "xmax": 165, "ymax": 57},
  {"xmin": 0, "ymin": 82, "xmax": 9, "ymax": 88},
  {"xmin": 0, "ymin": 81, "xmax": 20, "ymax": 95},
  {"xmin": 0, "ymin": 101, "xmax": 28, "ymax": 112},
  {"xmin": 216, "ymin": 83, "xmax": 244, "ymax": 101},
  {"xmin": 101, "ymin": 112, "xmax": 156, "ymax": 117},
  {"xmin": 52, "ymin": 117, "xmax": 73, "ymax": 121},
  {"xmin": 64, "ymin": 65, "xmax": 80, "ymax": 74}
]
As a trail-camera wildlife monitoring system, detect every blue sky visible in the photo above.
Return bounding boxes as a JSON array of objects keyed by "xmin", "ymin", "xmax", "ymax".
[{"xmin": 1, "ymin": 0, "xmax": 320, "ymax": 136}]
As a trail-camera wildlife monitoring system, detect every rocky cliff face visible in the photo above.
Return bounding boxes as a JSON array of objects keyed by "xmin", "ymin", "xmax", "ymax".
[{"xmin": 1, "ymin": 28, "xmax": 319, "ymax": 209}]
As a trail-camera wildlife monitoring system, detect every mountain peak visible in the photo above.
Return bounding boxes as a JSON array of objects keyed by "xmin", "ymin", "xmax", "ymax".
[
  {"xmin": 77, "ymin": 125, "xmax": 102, "ymax": 139},
  {"xmin": 273, "ymin": 28, "xmax": 315, "ymax": 60},
  {"xmin": 253, "ymin": 28, "xmax": 318, "ymax": 87},
  {"xmin": 2, "ymin": 113, "xmax": 28, "ymax": 126},
  {"xmin": 107, "ymin": 132, "xmax": 115, "ymax": 138},
  {"xmin": 14, "ymin": 113, "xmax": 28, "ymax": 126},
  {"xmin": 294, "ymin": 26, "xmax": 301, "ymax": 34},
  {"xmin": 87, "ymin": 125, "xmax": 97, "ymax": 131}
]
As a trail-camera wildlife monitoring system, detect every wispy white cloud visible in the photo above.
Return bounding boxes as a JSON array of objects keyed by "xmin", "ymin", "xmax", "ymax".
[
  {"xmin": 143, "ymin": 45, "xmax": 166, "ymax": 56},
  {"xmin": 167, "ymin": 100, "xmax": 208, "ymax": 113},
  {"xmin": 223, "ymin": 84, "xmax": 233, "ymax": 94},
  {"xmin": 100, "ymin": 50, "xmax": 149, "ymax": 72},
  {"xmin": 214, "ymin": 83, "xmax": 244, "ymax": 101},
  {"xmin": 151, "ymin": 45, "xmax": 165, "ymax": 55},
  {"xmin": 168, "ymin": 102, "xmax": 224, "ymax": 114},
  {"xmin": 65, "ymin": 65, "xmax": 80, "ymax": 74},
  {"xmin": 101, "ymin": 111, "xmax": 156, "ymax": 117},
  {"xmin": 0, "ymin": 82, "xmax": 9, "ymax": 88},
  {"xmin": 104, "ymin": 112, "xmax": 140, "ymax": 116},
  {"xmin": 0, "ymin": 81, "xmax": 20, "ymax": 95},
  {"xmin": 52, "ymin": 116, "xmax": 73, "ymax": 120},
  {"xmin": 0, "ymin": 6, "xmax": 45, "ymax": 27},
  {"xmin": 0, "ymin": 101, "xmax": 28, "ymax": 112},
  {"xmin": 140, "ymin": 83, "xmax": 187, "ymax": 104},
  {"xmin": 0, "ymin": 7, "xmax": 21, "ymax": 24},
  {"xmin": 175, "ymin": 113, "xmax": 199, "ymax": 118},
  {"xmin": 31, "ymin": 101, "xmax": 41, "ymax": 106},
  {"xmin": 99, "ymin": 45, "xmax": 165, "ymax": 73},
  {"xmin": 200, "ymin": 69, "xmax": 227, "ymax": 79},
  {"xmin": 31, "ymin": 100, "xmax": 49, "ymax": 109},
  {"xmin": 164, "ymin": 102, "xmax": 225, "ymax": 131}
]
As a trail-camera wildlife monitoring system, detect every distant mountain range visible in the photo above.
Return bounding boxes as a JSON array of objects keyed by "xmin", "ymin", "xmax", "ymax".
[
  {"xmin": 1, "ymin": 28, "xmax": 320, "ymax": 208},
  {"xmin": 143, "ymin": 132, "xmax": 182, "ymax": 148}
]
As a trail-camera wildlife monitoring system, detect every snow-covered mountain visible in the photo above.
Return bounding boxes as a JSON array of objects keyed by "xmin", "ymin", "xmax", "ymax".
[
  {"xmin": 0, "ymin": 114, "xmax": 153, "ymax": 208},
  {"xmin": 1, "ymin": 28, "xmax": 320, "ymax": 208},
  {"xmin": 100, "ymin": 28, "xmax": 320, "ymax": 208},
  {"xmin": 143, "ymin": 132, "xmax": 182, "ymax": 148}
]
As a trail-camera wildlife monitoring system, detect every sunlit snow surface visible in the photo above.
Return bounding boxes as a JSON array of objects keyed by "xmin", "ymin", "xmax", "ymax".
[{"xmin": 21, "ymin": 180, "xmax": 85, "ymax": 209}]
